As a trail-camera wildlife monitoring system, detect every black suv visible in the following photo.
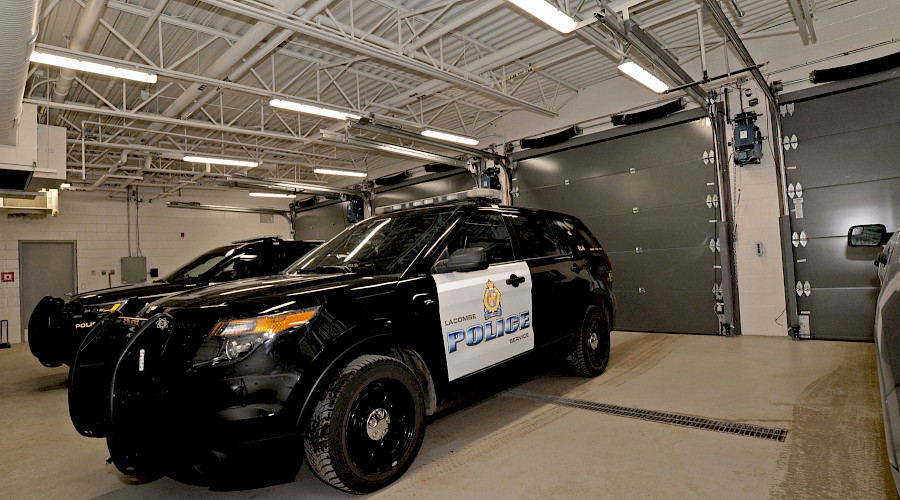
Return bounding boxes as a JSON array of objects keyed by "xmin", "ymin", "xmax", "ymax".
[
  {"xmin": 68, "ymin": 197, "xmax": 615, "ymax": 493},
  {"xmin": 28, "ymin": 237, "xmax": 321, "ymax": 367}
]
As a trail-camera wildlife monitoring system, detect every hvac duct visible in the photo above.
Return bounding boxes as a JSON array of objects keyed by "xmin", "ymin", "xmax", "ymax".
[
  {"xmin": 0, "ymin": 0, "xmax": 40, "ymax": 146},
  {"xmin": 50, "ymin": 0, "xmax": 107, "ymax": 111}
]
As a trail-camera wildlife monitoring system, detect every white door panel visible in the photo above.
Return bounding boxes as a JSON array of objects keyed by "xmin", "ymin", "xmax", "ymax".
[{"xmin": 434, "ymin": 261, "xmax": 533, "ymax": 381}]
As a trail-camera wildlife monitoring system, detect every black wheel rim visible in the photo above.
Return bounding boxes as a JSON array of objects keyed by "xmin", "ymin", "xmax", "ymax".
[
  {"xmin": 586, "ymin": 316, "xmax": 609, "ymax": 369},
  {"xmin": 345, "ymin": 378, "xmax": 416, "ymax": 476}
]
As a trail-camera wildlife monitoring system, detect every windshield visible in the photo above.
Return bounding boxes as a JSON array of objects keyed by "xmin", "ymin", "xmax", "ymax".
[
  {"xmin": 165, "ymin": 245, "xmax": 238, "ymax": 281},
  {"xmin": 285, "ymin": 208, "xmax": 456, "ymax": 275}
]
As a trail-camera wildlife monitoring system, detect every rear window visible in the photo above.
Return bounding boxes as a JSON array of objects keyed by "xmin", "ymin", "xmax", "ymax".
[{"xmin": 508, "ymin": 213, "xmax": 570, "ymax": 259}]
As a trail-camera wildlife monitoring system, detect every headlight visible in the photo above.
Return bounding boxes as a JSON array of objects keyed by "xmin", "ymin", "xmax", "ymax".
[
  {"xmin": 197, "ymin": 308, "xmax": 319, "ymax": 366},
  {"xmin": 84, "ymin": 300, "xmax": 127, "ymax": 314},
  {"xmin": 210, "ymin": 308, "xmax": 319, "ymax": 337}
]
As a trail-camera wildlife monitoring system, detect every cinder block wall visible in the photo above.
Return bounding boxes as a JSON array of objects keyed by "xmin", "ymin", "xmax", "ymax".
[{"xmin": 0, "ymin": 189, "xmax": 291, "ymax": 344}]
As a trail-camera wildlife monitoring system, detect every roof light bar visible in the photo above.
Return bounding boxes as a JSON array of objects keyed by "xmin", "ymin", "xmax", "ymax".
[
  {"xmin": 421, "ymin": 129, "xmax": 479, "ymax": 146},
  {"xmin": 269, "ymin": 99, "xmax": 361, "ymax": 121},
  {"xmin": 183, "ymin": 155, "xmax": 259, "ymax": 168},
  {"xmin": 505, "ymin": 0, "xmax": 578, "ymax": 33},
  {"xmin": 618, "ymin": 61, "xmax": 669, "ymax": 93},
  {"xmin": 375, "ymin": 188, "xmax": 502, "ymax": 215},
  {"xmin": 249, "ymin": 192, "xmax": 296, "ymax": 198},
  {"xmin": 313, "ymin": 168, "xmax": 367, "ymax": 178},
  {"xmin": 30, "ymin": 50, "xmax": 158, "ymax": 84}
]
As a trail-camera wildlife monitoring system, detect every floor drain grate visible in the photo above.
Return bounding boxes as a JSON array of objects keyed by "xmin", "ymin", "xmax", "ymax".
[{"xmin": 503, "ymin": 388, "xmax": 788, "ymax": 442}]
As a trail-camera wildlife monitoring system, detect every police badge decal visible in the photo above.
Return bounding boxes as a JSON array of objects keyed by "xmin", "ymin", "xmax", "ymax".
[{"xmin": 483, "ymin": 280, "xmax": 502, "ymax": 320}]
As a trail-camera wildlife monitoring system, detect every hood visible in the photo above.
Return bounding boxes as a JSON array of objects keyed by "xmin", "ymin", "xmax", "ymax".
[
  {"xmin": 70, "ymin": 280, "xmax": 202, "ymax": 306},
  {"xmin": 148, "ymin": 273, "xmax": 398, "ymax": 312}
]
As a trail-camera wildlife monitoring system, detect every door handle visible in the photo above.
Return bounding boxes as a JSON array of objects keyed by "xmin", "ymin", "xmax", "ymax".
[{"xmin": 506, "ymin": 274, "xmax": 526, "ymax": 287}]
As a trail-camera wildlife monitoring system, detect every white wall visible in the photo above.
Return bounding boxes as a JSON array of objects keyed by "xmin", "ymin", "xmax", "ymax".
[
  {"xmin": 0, "ymin": 189, "xmax": 292, "ymax": 344},
  {"xmin": 490, "ymin": 0, "xmax": 899, "ymax": 335}
]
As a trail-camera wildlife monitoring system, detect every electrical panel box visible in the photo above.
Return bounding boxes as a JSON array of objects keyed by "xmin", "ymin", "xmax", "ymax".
[{"xmin": 121, "ymin": 256, "xmax": 147, "ymax": 284}]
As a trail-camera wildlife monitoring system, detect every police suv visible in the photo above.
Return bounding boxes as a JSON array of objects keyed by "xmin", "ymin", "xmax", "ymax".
[
  {"xmin": 68, "ymin": 190, "xmax": 615, "ymax": 493},
  {"xmin": 28, "ymin": 237, "xmax": 320, "ymax": 367}
]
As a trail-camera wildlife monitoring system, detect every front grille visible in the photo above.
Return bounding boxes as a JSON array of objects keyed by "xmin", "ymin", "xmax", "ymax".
[{"xmin": 503, "ymin": 388, "xmax": 788, "ymax": 442}]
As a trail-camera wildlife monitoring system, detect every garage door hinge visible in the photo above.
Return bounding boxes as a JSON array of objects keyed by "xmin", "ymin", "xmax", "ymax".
[
  {"xmin": 782, "ymin": 134, "xmax": 799, "ymax": 150},
  {"xmin": 791, "ymin": 232, "xmax": 809, "ymax": 247},
  {"xmin": 708, "ymin": 238, "xmax": 720, "ymax": 252},
  {"xmin": 632, "ymin": 206, "xmax": 639, "ymax": 214},
  {"xmin": 702, "ymin": 150, "xmax": 715, "ymax": 164},
  {"xmin": 635, "ymin": 247, "xmax": 643, "ymax": 254},
  {"xmin": 795, "ymin": 281, "xmax": 811, "ymax": 297},
  {"xmin": 788, "ymin": 183, "xmax": 803, "ymax": 199},
  {"xmin": 779, "ymin": 103, "xmax": 795, "ymax": 116}
]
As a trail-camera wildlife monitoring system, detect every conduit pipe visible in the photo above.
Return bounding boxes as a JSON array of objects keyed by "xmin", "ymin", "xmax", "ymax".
[{"xmin": 0, "ymin": 0, "xmax": 40, "ymax": 146}]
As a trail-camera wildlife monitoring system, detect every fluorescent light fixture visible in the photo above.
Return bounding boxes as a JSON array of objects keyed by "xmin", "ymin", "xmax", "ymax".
[
  {"xmin": 183, "ymin": 155, "xmax": 259, "ymax": 168},
  {"xmin": 60, "ymin": 183, "xmax": 71, "ymax": 189},
  {"xmin": 506, "ymin": 0, "xmax": 578, "ymax": 33},
  {"xmin": 421, "ymin": 129, "xmax": 479, "ymax": 146},
  {"xmin": 617, "ymin": 61, "xmax": 668, "ymax": 93},
  {"xmin": 249, "ymin": 192, "xmax": 296, "ymax": 198},
  {"xmin": 30, "ymin": 50, "xmax": 158, "ymax": 84},
  {"xmin": 313, "ymin": 168, "xmax": 367, "ymax": 178},
  {"xmin": 269, "ymin": 99, "xmax": 361, "ymax": 121}
]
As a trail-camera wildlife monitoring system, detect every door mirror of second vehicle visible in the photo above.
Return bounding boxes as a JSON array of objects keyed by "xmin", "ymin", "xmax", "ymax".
[
  {"xmin": 848, "ymin": 224, "xmax": 891, "ymax": 247},
  {"xmin": 434, "ymin": 248, "xmax": 488, "ymax": 273}
]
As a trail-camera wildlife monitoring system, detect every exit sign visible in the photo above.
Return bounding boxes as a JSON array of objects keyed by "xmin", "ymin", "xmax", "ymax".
[{"xmin": 1, "ymin": 272, "xmax": 13, "ymax": 282}]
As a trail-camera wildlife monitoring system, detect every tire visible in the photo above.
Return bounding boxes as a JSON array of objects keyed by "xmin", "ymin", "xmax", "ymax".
[
  {"xmin": 570, "ymin": 306, "xmax": 610, "ymax": 377},
  {"xmin": 304, "ymin": 355, "xmax": 426, "ymax": 494}
]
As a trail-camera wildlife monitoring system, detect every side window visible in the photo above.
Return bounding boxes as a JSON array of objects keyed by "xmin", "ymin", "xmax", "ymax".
[
  {"xmin": 508, "ymin": 214, "xmax": 569, "ymax": 259},
  {"xmin": 219, "ymin": 251, "xmax": 264, "ymax": 279},
  {"xmin": 444, "ymin": 212, "xmax": 514, "ymax": 265}
]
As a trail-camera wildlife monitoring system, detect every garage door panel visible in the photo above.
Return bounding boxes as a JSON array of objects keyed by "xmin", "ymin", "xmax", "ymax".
[
  {"xmin": 610, "ymin": 247, "xmax": 716, "ymax": 290},
  {"xmin": 632, "ymin": 162, "xmax": 717, "ymax": 208},
  {"xmin": 615, "ymin": 289, "xmax": 718, "ymax": 334},
  {"xmin": 581, "ymin": 203, "xmax": 716, "ymax": 253},
  {"xmin": 803, "ymin": 236, "xmax": 884, "ymax": 288},
  {"xmin": 783, "ymin": 78, "xmax": 900, "ymax": 137},
  {"xmin": 801, "ymin": 288, "xmax": 879, "ymax": 340},
  {"xmin": 515, "ymin": 120, "xmax": 712, "ymax": 186},
  {"xmin": 780, "ymin": 76, "xmax": 900, "ymax": 340},
  {"xmin": 794, "ymin": 178, "xmax": 900, "ymax": 238},
  {"xmin": 783, "ymin": 122, "xmax": 900, "ymax": 188},
  {"xmin": 518, "ymin": 173, "xmax": 633, "ymax": 215}
]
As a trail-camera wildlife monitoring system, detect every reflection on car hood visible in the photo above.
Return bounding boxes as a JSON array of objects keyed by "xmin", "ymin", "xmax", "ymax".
[
  {"xmin": 153, "ymin": 273, "xmax": 397, "ymax": 309},
  {"xmin": 70, "ymin": 281, "xmax": 202, "ymax": 306}
]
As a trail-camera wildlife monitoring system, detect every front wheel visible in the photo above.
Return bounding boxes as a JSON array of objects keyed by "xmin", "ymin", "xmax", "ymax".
[
  {"xmin": 304, "ymin": 355, "xmax": 426, "ymax": 494},
  {"xmin": 570, "ymin": 306, "xmax": 610, "ymax": 377}
]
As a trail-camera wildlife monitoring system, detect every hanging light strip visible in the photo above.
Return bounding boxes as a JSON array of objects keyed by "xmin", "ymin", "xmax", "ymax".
[
  {"xmin": 183, "ymin": 155, "xmax": 259, "ymax": 168},
  {"xmin": 30, "ymin": 50, "xmax": 158, "ymax": 83}
]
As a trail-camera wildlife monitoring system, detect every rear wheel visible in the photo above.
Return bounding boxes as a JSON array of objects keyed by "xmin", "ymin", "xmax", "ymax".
[
  {"xmin": 570, "ymin": 306, "xmax": 610, "ymax": 377},
  {"xmin": 304, "ymin": 355, "xmax": 426, "ymax": 494}
]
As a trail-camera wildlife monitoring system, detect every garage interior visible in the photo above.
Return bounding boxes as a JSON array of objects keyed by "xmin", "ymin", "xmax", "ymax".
[{"xmin": 0, "ymin": 0, "xmax": 898, "ymax": 497}]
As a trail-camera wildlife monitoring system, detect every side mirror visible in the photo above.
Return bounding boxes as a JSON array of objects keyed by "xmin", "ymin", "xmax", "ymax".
[
  {"xmin": 434, "ymin": 248, "xmax": 488, "ymax": 273},
  {"xmin": 848, "ymin": 224, "xmax": 892, "ymax": 247}
]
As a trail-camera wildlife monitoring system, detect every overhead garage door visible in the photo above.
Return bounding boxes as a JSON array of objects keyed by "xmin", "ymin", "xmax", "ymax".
[
  {"xmin": 781, "ymin": 75, "xmax": 900, "ymax": 341},
  {"xmin": 512, "ymin": 110, "xmax": 723, "ymax": 334}
]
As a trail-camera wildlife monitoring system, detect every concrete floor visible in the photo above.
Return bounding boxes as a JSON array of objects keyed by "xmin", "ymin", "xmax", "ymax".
[{"xmin": 0, "ymin": 331, "xmax": 896, "ymax": 499}]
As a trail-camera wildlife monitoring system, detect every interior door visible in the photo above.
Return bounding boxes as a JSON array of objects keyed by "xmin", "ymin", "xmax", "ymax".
[{"xmin": 19, "ymin": 241, "xmax": 77, "ymax": 341}]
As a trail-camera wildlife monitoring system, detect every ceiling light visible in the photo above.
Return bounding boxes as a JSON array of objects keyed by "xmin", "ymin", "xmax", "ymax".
[
  {"xmin": 60, "ymin": 183, "xmax": 71, "ymax": 189},
  {"xmin": 269, "ymin": 99, "xmax": 361, "ymax": 121},
  {"xmin": 249, "ymin": 192, "xmax": 296, "ymax": 198},
  {"xmin": 618, "ymin": 61, "xmax": 669, "ymax": 93},
  {"xmin": 313, "ymin": 168, "xmax": 367, "ymax": 178},
  {"xmin": 421, "ymin": 129, "xmax": 479, "ymax": 146},
  {"xmin": 506, "ymin": 0, "xmax": 578, "ymax": 33},
  {"xmin": 183, "ymin": 155, "xmax": 259, "ymax": 168},
  {"xmin": 30, "ymin": 50, "xmax": 158, "ymax": 84}
]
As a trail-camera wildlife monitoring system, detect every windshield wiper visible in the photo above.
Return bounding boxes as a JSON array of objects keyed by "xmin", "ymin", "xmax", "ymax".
[{"xmin": 313, "ymin": 265, "xmax": 353, "ymax": 274}]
